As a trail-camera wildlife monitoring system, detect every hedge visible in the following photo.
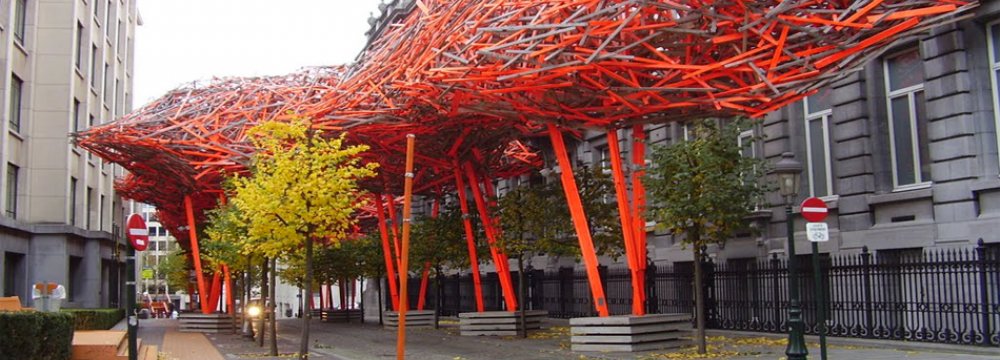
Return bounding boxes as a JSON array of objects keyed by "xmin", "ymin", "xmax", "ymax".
[
  {"xmin": 61, "ymin": 308, "xmax": 125, "ymax": 330},
  {"xmin": 0, "ymin": 311, "xmax": 74, "ymax": 360}
]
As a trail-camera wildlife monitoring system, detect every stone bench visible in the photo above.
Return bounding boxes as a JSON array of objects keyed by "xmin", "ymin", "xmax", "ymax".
[
  {"xmin": 383, "ymin": 310, "xmax": 435, "ymax": 329},
  {"xmin": 458, "ymin": 310, "xmax": 547, "ymax": 336},
  {"xmin": 570, "ymin": 313, "xmax": 691, "ymax": 352}
]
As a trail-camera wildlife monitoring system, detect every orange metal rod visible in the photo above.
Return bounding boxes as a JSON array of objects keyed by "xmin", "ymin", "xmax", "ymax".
[
  {"xmin": 223, "ymin": 264, "xmax": 234, "ymax": 315},
  {"xmin": 184, "ymin": 195, "xmax": 211, "ymax": 315},
  {"xmin": 547, "ymin": 123, "xmax": 609, "ymax": 317},
  {"xmin": 606, "ymin": 129, "xmax": 644, "ymax": 316},
  {"xmin": 417, "ymin": 262, "xmax": 431, "ymax": 311},
  {"xmin": 396, "ymin": 134, "xmax": 416, "ymax": 360},
  {"xmin": 631, "ymin": 124, "xmax": 648, "ymax": 305},
  {"xmin": 374, "ymin": 194, "xmax": 401, "ymax": 311},
  {"xmin": 452, "ymin": 167, "xmax": 486, "ymax": 312},
  {"xmin": 463, "ymin": 163, "xmax": 518, "ymax": 311}
]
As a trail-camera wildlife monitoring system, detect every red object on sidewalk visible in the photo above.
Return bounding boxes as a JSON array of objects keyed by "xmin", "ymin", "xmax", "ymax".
[{"xmin": 801, "ymin": 197, "xmax": 829, "ymax": 222}]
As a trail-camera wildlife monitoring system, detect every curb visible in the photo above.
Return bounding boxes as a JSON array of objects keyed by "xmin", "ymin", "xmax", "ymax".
[{"xmin": 705, "ymin": 329, "xmax": 1000, "ymax": 356}]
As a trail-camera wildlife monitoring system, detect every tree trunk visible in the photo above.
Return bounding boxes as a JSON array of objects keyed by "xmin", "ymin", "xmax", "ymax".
[
  {"xmin": 433, "ymin": 266, "xmax": 441, "ymax": 329},
  {"xmin": 377, "ymin": 277, "xmax": 383, "ymax": 325},
  {"xmin": 269, "ymin": 258, "xmax": 278, "ymax": 356},
  {"xmin": 243, "ymin": 255, "xmax": 253, "ymax": 338},
  {"xmin": 359, "ymin": 277, "xmax": 365, "ymax": 324},
  {"xmin": 300, "ymin": 235, "xmax": 314, "ymax": 359},
  {"xmin": 518, "ymin": 255, "xmax": 527, "ymax": 339},
  {"xmin": 258, "ymin": 257, "xmax": 268, "ymax": 347},
  {"xmin": 693, "ymin": 244, "xmax": 706, "ymax": 354}
]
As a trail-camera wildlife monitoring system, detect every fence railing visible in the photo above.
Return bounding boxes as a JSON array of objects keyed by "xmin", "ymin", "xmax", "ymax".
[{"xmin": 391, "ymin": 241, "xmax": 1000, "ymax": 346}]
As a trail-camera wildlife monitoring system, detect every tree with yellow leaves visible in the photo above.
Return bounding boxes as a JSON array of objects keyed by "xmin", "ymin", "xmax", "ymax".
[{"xmin": 229, "ymin": 119, "xmax": 378, "ymax": 359}]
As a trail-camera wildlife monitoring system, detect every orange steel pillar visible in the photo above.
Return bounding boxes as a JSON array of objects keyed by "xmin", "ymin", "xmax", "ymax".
[
  {"xmin": 463, "ymin": 163, "xmax": 518, "ymax": 311},
  {"xmin": 396, "ymin": 134, "xmax": 416, "ymax": 360},
  {"xmin": 375, "ymin": 195, "xmax": 401, "ymax": 311},
  {"xmin": 607, "ymin": 129, "xmax": 644, "ymax": 316},
  {"xmin": 386, "ymin": 194, "xmax": 402, "ymax": 264},
  {"xmin": 547, "ymin": 124, "xmax": 609, "ymax": 317},
  {"xmin": 208, "ymin": 271, "xmax": 222, "ymax": 313},
  {"xmin": 631, "ymin": 125, "xmax": 649, "ymax": 306},
  {"xmin": 417, "ymin": 262, "xmax": 430, "ymax": 311},
  {"xmin": 184, "ymin": 195, "xmax": 211, "ymax": 314},
  {"xmin": 223, "ymin": 264, "xmax": 234, "ymax": 316},
  {"xmin": 452, "ymin": 167, "xmax": 485, "ymax": 312}
]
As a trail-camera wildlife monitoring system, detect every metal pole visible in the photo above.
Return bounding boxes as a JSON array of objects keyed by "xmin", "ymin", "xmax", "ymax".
[
  {"xmin": 810, "ymin": 242, "xmax": 827, "ymax": 359},
  {"xmin": 785, "ymin": 204, "xmax": 808, "ymax": 360},
  {"xmin": 126, "ymin": 247, "xmax": 138, "ymax": 360}
]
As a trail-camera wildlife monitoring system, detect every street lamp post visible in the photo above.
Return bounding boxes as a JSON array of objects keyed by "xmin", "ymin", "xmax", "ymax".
[{"xmin": 771, "ymin": 152, "xmax": 807, "ymax": 360}]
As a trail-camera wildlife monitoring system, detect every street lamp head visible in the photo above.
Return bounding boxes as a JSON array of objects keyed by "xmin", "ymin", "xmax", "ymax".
[{"xmin": 770, "ymin": 152, "xmax": 802, "ymax": 204}]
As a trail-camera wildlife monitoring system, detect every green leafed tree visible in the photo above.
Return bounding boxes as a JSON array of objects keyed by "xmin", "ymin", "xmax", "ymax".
[
  {"xmin": 642, "ymin": 119, "xmax": 770, "ymax": 353},
  {"xmin": 229, "ymin": 119, "xmax": 378, "ymax": 359}
]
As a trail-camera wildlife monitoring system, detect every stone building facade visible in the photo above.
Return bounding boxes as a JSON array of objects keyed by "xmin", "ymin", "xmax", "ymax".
[{"xmin": 0, "ymin": 0, "xmax": 138, "ymax": 308}]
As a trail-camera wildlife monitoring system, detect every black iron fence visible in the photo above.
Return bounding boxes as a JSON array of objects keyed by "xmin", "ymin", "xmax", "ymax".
[{"xmin": 393, "ymin": 241, "xmax": 1000, "ymax": 346}]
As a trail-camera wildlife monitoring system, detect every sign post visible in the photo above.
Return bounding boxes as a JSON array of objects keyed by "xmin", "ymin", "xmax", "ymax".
[
  {"xmin": 799, "ymin": 197, "xmax": 829, "ymax": 360},
  {"xmin": 125, "ymin": 213, "xmax": 148, "ymax": 360}
]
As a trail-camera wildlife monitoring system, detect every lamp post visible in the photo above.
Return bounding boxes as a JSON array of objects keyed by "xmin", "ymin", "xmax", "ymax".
[{"xmin": 770, "ymin": 152, "xmax": 807, "ymax": 360}]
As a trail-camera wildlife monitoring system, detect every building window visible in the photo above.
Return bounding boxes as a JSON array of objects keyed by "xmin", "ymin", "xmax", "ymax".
[
  {"xmin": 104, "ymin": 62, "xmax": 111, "ymax": 104},
  {"xmin": 99, "ymin": 194, "xmax": 105, "ymax": 231},
  {"xmin": 90, "ymin": 44, "xmax": 98, "ymax": 88},
  {"xmin": 105, "ymin": 0, "xmax": 112, "ymax": 38},
  {"xmin": 804, "ymin": 87, "xmax": 834, "ymax": 197},
  {"xmin": 70, "ymin": 177, "xmax": 77, "ymax": 226},
  {"xmin": 9, "ymin": 75, "xmax": 23, "ymax": 133},
  {"xmin": 13, "ymin": 0, "xmax": 26, "ymax": 45},
  {"xmin": 737, "ymin": 129, "xmax": 756, "ymax": 158},
  {"xmin": 75, "ymin": 22, "xmax": 84, "ymax": 70},
  {"xmin": 6, "ymin": 164, "xmax": 18, "ymax": 219},
  {"xmin": 987, "ymin": 21, "xmax": 1000, "ymax": 171},
  {"xmin": 883, "ymin": 49, "xmax": 930, "ymax": 189},
  {"xmin": 72, "ymin": 99, "xmax": 81, "ymax": 133},
  {"xmin": 86, "ymin": 187, "xmax": 94, "ymax": 229}
]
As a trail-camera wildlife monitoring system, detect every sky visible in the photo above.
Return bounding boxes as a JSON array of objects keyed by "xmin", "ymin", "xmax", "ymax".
[{"xmin": 133, "ymin": 0, "xmax": 383, "ymax": 107}]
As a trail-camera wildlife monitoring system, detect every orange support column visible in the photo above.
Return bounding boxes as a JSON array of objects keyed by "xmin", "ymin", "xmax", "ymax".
[
  {"xmin": 184, "ymin": 195, "xmax": 211, "ymax": 315},
  {"xmin": 208, "ymin": 271, "xmax": 222, "ymax": 313},
  {"xmin": 386, "ymin": 194, "xmax": 402, "ymax": 266},
  {"xmin": 631, "ymin": 124, "xmax": 649, "ymax": 306},
  {"xmin": 464, "ymin": 163, "xmax": 518, "ymax": 311},
  {"xmin": 607, "ymin": 129, "xmax": 644, "ymax": 316},
  {"xmin": 223, "ymin": 264, "xmax": 234, "ymax": 316},
  {"xmin": 453, "ymin": 167, "xmax": 485, "ymax": 312},
  {"xmin": 396, "ymin": 134, "xmax": 416, "ymax": 360},
  {"xmin": 375, "ymin": 194, "xmax": 401, "ymax": 311},
  {"xmin": 547, "ymin": 124, "xmax": 610, "ymax": 317},
  {"xmin": 417, "ymin": 262, "xmax": 430, "ymax": 311}
]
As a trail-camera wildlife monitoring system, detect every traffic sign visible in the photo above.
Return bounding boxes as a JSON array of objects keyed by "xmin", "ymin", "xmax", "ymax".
[
  {"xmin": 800, "ymin": 197, "xmax": 828, "ymax": 222},
  {"xmin": 806, "ymin": 222, "xmax": 829, "ymax": 242},
  {"xmin": 126, "ymin": 214, "xmax": 149, "ymax": 251}
]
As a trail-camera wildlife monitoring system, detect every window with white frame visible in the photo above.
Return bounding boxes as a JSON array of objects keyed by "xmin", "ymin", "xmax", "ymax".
[
  {"xmin": 737, "ymin": 128, "xmax": 756, "ymax": 158},
  {"xmin": 804, "ymin": 87, "xmax": 834, "ymax": 197},
  {"xmin": 883, "ymin": 48, "xmax": 930, "ymax": 189},
  {"xmin": 986, "ymin": 21, "xmax": 1000, "ymax": 172}
]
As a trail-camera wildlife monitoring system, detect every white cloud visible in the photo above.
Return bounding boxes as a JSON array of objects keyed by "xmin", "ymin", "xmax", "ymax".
[{"xmin": 133, "ymin": 0, "xmax": 383, "ymax": 107}]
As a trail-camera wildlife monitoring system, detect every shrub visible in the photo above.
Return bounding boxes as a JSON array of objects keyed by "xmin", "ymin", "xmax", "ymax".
[
  {"xmin": 0, "ymin": 311, "xmax": 74, "ymax": 360},
  {"xmin": 61, "ymin": 308, "xmax": 125, "ymax": 330}
]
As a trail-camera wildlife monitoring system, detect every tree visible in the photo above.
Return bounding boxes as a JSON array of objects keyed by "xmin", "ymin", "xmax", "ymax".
[
  {"xmin": 229, "ymin": 119, "xmax": 378, "ymax": 359},
  {"xmin": 156, "ymin": 249, "xmax": 190, "ymax": 295},
  {"xmin": 642, "ymin": 119, "xmax": 769, "ymax": 353},
  {"xmin": 496, "ymin": 167, "xmax": 622, "ymax": 337},
  {"xmin": 409, "ymin": 203, "xmax": 482, "ymax": 327}
]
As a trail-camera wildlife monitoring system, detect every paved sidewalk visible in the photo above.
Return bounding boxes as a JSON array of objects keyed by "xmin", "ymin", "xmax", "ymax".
[
  {"xmin": 135, "ymin": 318, "xmax": 225, "ymax": 360},
  {"xmin": 195, "ymin": 317, "xmax": 1000, "ymax": 359}
]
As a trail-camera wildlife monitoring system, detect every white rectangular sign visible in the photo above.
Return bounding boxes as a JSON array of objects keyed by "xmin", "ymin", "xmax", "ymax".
[{"xmin": 806, "ymin": 222, "xmax": 829, "ymax": 242}]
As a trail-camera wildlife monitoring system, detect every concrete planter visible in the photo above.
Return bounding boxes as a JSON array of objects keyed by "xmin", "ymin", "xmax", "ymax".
[
  {"xmin": 458, "ymin": 310, "xmax": 548, "ymax": 336},
  {"xmin": 178, "ymin": 313, "xmax": 234, "ymax": 333},
  {"xmin": 382, "ymin": 310, "xmax": 435, "ymax": 329},
  {"xmin": 569, "ymin": 313, "xmax": 691, "ymax": 352},
  {"xmin": 320, "ymin": 309, "xmax": 363, "ymax": 323}
]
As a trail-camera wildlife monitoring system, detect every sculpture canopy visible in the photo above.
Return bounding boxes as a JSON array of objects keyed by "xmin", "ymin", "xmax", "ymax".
[{"xmin": 75, "ymin": 0, "xmax": 975, "ymax": 244}]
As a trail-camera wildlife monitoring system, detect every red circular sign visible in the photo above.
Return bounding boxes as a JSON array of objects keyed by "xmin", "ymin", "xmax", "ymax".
[
  {"xmin": 126, "ymin": 214, "xmax": 149, "ymax": 251},
  {"xmin": 800, "ymin": 197, "xmax": 828, "ymax": 222}
]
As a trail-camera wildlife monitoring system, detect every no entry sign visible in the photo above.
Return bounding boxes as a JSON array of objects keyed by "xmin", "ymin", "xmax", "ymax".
[
  {"xmin": 126, "ymin": 213, "xmax": 149, "ymax": 251},
  {"xmin": 800, "ymin": 197, "xmax": 828, "ymax": 222}
]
